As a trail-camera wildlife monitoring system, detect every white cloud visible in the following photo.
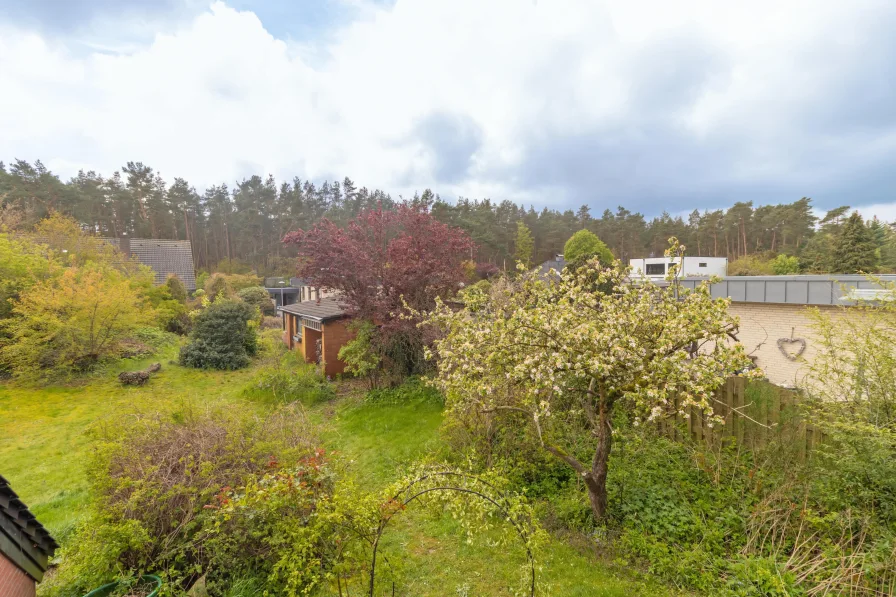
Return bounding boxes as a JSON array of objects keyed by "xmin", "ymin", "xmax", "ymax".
[{"xmin": 1, "ymin": 0, "xmax": 895, "ymax": 216}]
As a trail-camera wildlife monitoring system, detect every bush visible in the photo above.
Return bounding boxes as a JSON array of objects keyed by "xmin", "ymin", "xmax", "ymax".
[
  {"xmin": 728, "ymin": 255, "xmax": 774, "ymax": 275},
  {"xmin": 365, "ymin": 376, "xmax": 443, "ymax": 405},
  {"xmin": 222, "ymin": 273, "xmax": 263, "ymax": 292},
  {"xmin": 180, "ymin": 300, "xmax": 258, "ymax": 370},
  {"xmin": 237, "ymin": 286, "xmax": 274, "ymax": 317},
  {"xmin": 165, "ymin": 275, "xmax": 188, "ymax": 303},
  {"xmin": 41, "ymin": 405, "xmax": 317, "ymax": 596},
  {"xmin": 131, "ymin": 327, "xmax": 177, "ymax": 349},
  {"xmin": 0, "ymin": 263, "xmax": 154, "ymax": 379},
  {"xmin": 337, "ymin": 320, "xmax": 381, "ymax": 388},
  {"xmin": 771, "ymin": 254, "xmax": 800, "ymax": 275},
  {"xmin": 204, "ymin": 273, "xmax": 232, "ymax": 302},
  {"xmin": 244, "ymin": 360, "xmax": 334, "ymax": 405},
  {"xmin": 203, "ymin": 453, "xmax": 340, "ymax": 596},
  {"xmin": 144, "ymin": 284, "xmax": 191, "ymax": 335}
]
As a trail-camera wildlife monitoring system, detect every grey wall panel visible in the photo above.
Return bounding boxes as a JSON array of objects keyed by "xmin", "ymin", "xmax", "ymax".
[
  {"xmin": 786, "ymin": 281, "xmax": 809, "ymax": 304},
  {"xmin": 766, "ymin": 281, "xmax": 786, "ymax": 303},
  {"xmin": 807, "ymin": 281, "xmax": 832, "ymax": 305},
  {"xmin": 710, "ymin": 282, "xmax": 729, "ymax": 299},
  {"xmin": 746, "ymin": 281, "xmax": 765, "ymax": 302},
  {"xmin": 728, "ymin": 281, "xmax": 746, "ymax": 302}
]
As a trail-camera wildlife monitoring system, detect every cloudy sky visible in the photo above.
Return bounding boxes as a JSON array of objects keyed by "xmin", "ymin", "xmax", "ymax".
[{"xmin": 2, "ymin": 0, "xmax": 896, "ymax": 218}]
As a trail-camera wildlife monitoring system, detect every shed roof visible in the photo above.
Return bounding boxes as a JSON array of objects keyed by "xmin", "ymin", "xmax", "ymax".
[
  {"xmin": 278, "ymin": 296, "xmax": 348, "ymax": 322},
  {"xmin": 0, "ymin": 475, "xmax": 58, "ymax": 582}
]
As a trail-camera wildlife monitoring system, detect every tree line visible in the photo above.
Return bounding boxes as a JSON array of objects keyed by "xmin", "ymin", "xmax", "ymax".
[{"xmin": 3, "ymin": 158, "xmax": 895, "ymax": 274}]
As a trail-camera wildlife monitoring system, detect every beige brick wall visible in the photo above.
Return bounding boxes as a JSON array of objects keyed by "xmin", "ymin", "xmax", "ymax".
[
  {"xmin": 0, "ymin": 555, "xmax": 36, "ymax": 597},
  {"xmin": 728, "ymin": 302, "xmax": 840, "ymax": 388}
]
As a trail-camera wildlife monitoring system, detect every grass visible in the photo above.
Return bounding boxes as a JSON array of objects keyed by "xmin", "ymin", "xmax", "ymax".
[
  {"xmin": 2, "ymin": 347, "xmax": 692, "ymax": 596},
  {"xmin": 0, "ymin": 343, "xmax": 263, "ymax": 540},
  {"xmin": 314, "ymin": 387, "xmax": 691, "ymax": 597}
]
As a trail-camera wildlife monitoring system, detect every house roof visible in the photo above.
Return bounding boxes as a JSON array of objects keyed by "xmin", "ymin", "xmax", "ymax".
[
  {"xmin": 0, "ymin": 475, "xmax": 58, "ymax": 582},
  {"xmin": 536, "ymin": 256, "xmax": 566, "ymax": 280},
  {"xmin": 101, "ymin": 238, "xmax": 197, "ymax": 291},
  {"xmin": 278, "ymin": 296, "xmax": 348, "ymax": 322}
]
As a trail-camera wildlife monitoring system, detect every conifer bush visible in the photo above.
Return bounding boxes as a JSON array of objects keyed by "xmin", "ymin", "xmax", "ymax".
[{"xmin": 179, "ymin": 300, "xmax": 258, "ymax": 370}]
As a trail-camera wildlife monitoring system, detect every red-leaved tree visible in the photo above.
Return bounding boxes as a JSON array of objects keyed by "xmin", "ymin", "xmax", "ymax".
[{"xmin": 282, "ymin": 204, "xmax": 475, "ymax": 374}]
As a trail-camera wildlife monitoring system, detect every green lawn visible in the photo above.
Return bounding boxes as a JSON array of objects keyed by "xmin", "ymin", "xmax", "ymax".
[
  {"xmin": 317, "ymin": 392, "xmax": 690, "ymax": 597},
  {"xmin": 1, "ymin": 351, "xmax": 692, "ymax": 596},
  {"xmin": 0, "ymin": 344, "xmax": 262, "ymax": 540}
]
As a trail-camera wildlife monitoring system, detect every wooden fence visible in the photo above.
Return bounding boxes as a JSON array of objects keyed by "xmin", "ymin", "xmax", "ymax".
[{"xmin": 662, "ymin": 377, "xmax": 824, "ymax": 456}]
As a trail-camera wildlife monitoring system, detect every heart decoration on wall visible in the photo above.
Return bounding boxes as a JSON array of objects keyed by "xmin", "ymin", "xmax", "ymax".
[{"xmin": 777, "ymin": 337, "xmax": 807, "ymax": 361}]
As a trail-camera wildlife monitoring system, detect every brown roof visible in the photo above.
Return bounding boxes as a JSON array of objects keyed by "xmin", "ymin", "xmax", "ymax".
[
  {"xmin": 0, "ymin": 475, "xmax": 58, "ymax": 581},
  {"xmin": 278, "ymin": 297, "xmax": 348, "ymax": 322}
]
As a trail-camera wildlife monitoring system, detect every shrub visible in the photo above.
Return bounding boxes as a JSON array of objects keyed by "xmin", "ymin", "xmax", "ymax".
[
  {"xmin": 204, "ymin": 273, "xmax": 232, "ymax": 302},
  {"xmin": 41, "ymin": 405, "xmax": 317, "ymax": 596},
  {"xmin": 770, "ymin": 254, "xmax": 800, "ymax": 275},
  {"xmin": 0, "ymin": 263, "xmax": 154, "ymax": 379},
  {"xmin": 337, "ymin": 320, "xmax": 381, "ymax": 388},
  {"xmin": 728, "ymin": 255, "xmax": 774, "ymax": 275},
  {"xmin": 131, "ymin": 327, "xmax": 177, "ymax": 349},
  {"xmin": 237, "ymin": 285, "xmax": 274, "ymax": 317},
  {"xmin": 245, "ymin": 360, "xmax": 334, "ymax": 404},
  {"xmin": 203, "ymin": 453, "xmax": 340, "ymax": 596},
  {"xmin": 222, "ymin": 273, "xmax": 263, "ymax": 292},
  {"xmin": 180, "ymin": 300, "xmax": 258, "ymax": 370},
  {"xmin": 165, "ymin": 275, "xmax": 188, "ymax": 303},
  {"xmin": 144, "ymin": 284, "xmax": 191, "ymax": 335},
  {"xmin": 195, "ymin": 270, "xmax": 210, "ymax": 291},
  {"xmin": 365, "ymin": 376, "xmax": 443, "ymax": 405},
  {"xmin": 0, "ymin": 233, "xmax": 55, "ymax": 320}
]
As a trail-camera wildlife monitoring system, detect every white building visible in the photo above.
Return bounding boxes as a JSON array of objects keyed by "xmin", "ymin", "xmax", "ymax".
[{"xmin": 629, "ymin": 256, "xmax": 727, "ymax": 281}]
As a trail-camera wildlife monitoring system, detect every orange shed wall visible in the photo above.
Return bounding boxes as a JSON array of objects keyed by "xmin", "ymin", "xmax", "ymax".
[
  {"xmin": 0, "ymin": 555, "xmax": 36, "ymax": 597},
  {"xmin": 321, "ymin": 319, "xmax": 354, "ymax": 377}
]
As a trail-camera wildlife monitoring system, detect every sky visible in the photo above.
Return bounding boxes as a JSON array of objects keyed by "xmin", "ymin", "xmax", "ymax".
[{"xmin": 1, "ymin": 0, "xmax": 896, "ymax": 219}]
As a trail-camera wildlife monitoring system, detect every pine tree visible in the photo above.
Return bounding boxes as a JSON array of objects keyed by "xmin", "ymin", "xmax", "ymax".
[
  {"xmin": 832, "ymin": 212, "xmax": 878, "ymax": 273},
  {"xmin": 514, "ymin": 221, "xmax": 534, "ymax": 268}
]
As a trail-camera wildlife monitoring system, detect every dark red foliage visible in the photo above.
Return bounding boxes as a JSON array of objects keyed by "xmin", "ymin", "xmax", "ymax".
[
  {"xmin": 282, "ymin": 203, "xmax": 475, "ymax": 336},
  {"xmin": 475, "ymin": 262, "xmax": 500, "ymax": 280}
]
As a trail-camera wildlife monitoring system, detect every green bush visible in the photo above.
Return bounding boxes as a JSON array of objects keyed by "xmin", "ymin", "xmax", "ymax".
[
  {"xmin": 203, "ymin": 454, "xmax": 340, "ymax": 596},
  {"xmin": 728, "ymin": 255, "xmax": 774, "ymax": 275},
  {"xmin": 770, "ymin": 254, "xmax": 800, "ymax": 275},
  {"xmin": 131, "ymin": 327, "xmax": 177, "ymax": 349},
  {"xmin": 365, "ymin": 376, "xmax": 443, "ymax": 405},
  {"xmin": 180, "ymin": 300, "xmax": 258, "ymax": 370},
  {"xmin": 244, "ymin": 360, "xmax": 334, "ymax": 404},
  {"xmin": 204, "ymin": 273, "xmax": 232, "ymax": 302},
  {"xmin": 40, "ymin": 405, "xmax": 317, "ymax": 596},
  {"xmin": 164, "ymin": 275, "xmax": 188, "ymax": 303},
  {"xmin": 337, "ymin": 320, "xmax": 381, "ymax": 388},
  {"xmin": 237, "ymin": 285, "xmax": 274, "ymax": 316}
]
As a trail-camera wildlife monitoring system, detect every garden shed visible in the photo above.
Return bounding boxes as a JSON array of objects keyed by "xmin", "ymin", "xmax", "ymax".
[{"xmin": 278, "ymin": 297, "xmax": 354, "ymax": 377}]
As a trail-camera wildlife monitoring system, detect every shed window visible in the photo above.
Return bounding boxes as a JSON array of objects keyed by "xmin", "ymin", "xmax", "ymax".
[
  {"xmin": 645, "ymin": 263, "xmax": 665, "ymax": 275},
  {"xmin": 699, "ymin": 262, "xmax": 708, "ymax": 267}
]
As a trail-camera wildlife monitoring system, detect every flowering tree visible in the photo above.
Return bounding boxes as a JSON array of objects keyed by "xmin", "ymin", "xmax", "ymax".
[
  {"xmin": 283, "ymin": 204, "xmax": 474, "ymax": 374},
  {"xmin": 423, "ymin": 241, "xmax": 754, "ymax": 520}
]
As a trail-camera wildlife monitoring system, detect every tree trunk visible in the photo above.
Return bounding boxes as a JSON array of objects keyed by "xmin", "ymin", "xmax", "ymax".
[{"xmin": 585, "ymin": 401, "xmax": 613, "ymax": 520}]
